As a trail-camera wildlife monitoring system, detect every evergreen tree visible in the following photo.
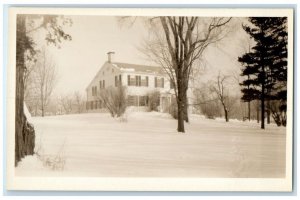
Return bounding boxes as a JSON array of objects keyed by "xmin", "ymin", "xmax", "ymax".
[{"xmin": 238, "ymin": 17, "xmax": 288, "ymax": 129}]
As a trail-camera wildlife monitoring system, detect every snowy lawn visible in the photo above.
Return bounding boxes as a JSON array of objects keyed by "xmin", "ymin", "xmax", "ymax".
[{"xmin": 16, "ymin": 112, "xmax": 286, "ymax": 178}]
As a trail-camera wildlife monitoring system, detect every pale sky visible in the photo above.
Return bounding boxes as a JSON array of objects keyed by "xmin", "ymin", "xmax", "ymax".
[{"xmin": 34, "ymin": 16, "xmax": 250, "ymax": 97}]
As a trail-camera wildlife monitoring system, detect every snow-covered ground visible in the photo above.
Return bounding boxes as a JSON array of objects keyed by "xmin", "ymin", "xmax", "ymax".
[{"xmin": 16, "ymin": 112, "xmax": 286, "ymax": 178}]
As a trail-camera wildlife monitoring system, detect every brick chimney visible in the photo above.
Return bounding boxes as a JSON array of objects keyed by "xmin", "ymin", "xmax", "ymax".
[{"xmin": 107, "ymin": 51, "xmax": 115, "ymax": 63}]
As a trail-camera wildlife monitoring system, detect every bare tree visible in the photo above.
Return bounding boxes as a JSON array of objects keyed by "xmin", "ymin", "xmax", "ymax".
[
  {"xmin": 193, "ymin": 85, "xmax": 222, "ymax": 119},
  {"xmin": 74, "ymin": 91, "xmax": 85, "ymax": 113},
  {"xmin": 58, "ymin": 95, "xmax": 73, "ymax": 114},
  {"xmin": 211, "ymin": 73, "xmax": 233, "ymax": 122},
  {"xmin": 138, "ymin": 17, "xmax": 231, "ymax": 132},
  {"xmin": 30, "ymin": 47, "xmax": 58, "ymax": 117},
  {"xmin": 24, "ymin": 67, "xmax": 40, "ymax": 116}
]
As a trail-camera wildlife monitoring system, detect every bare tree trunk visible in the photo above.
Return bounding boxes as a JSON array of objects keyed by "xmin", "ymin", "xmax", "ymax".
[
  {"xmin": 183, "ymin": 91, "xmax": 189, "ymax": 123},
  {"xmin": 15, "ymin": 15, "xmax": 35, "ymax": 166},
  {"xmin": 224, "ymin": 108, "xmax": 229, "ymax": 122},
  {"xmin": 177, "ymin": 101, "xmax": 185, "ymax": 133},
  {"xmin": 177, "ymin": 84, "xmax": 185, "ymax": 133},
  {"xmin": 221, "ymin": 102, "xmax": 229, "ymax": 122}
]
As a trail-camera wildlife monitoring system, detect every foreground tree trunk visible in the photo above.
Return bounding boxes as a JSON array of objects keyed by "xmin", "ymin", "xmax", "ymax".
[
  {"xmin": 15, "ymin": 15, "xmax": 35, "ymax": 166},
  {"xmin": 183, "ymin": 92, "xmax": 189, "ymax": 123},
  {"xmin": 157, "ymin": 17, "xmax": 231, "ymax": 133},
  {"xmin": 177, "ymin": 96, "xmax": 185, "ymax": 132},
  {"xmin": 224, "ymin": 107, "xmax": 229, "ymax": 122}
]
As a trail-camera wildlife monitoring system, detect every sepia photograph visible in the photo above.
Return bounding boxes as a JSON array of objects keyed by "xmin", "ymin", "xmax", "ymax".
[{"xmin": 6, "ymin": 7, "xmax": 293, "ymax": 191}]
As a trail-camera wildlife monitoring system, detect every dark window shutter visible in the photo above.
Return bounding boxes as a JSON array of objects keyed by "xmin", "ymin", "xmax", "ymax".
[
  {"xmin": 128, "ymin": 75, "xmax": 130, "ymax": 86},
  {"xmin": 146, "ymin": 76, "xmax": 149, "ymax": 87},
  {"xmin": 162, "ymin": 78, "xmax": 164, "ymax": 88},
  {"xmin": 155, "ymin": 77, "xmax": 157, "ymax": 88},
  {"xmin": 119, "ymin": 75, "xmax": 122, "ymax": 85},
  {"xmin": 139, "ymin": 76, "xmax": 141, "ymax": 86}
]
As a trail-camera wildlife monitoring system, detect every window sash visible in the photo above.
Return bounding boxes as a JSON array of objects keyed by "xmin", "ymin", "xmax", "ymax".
[
  {"xmin": 141, "ymin": 76, "xmax": 148, "ymax": 87},
  {"xmin": 128, "ymin": 75, "xmax": 136, "ymax": 86},
  {"xmin": 155, "ymin": 77, "xmax": 164, "ymax": 88}
]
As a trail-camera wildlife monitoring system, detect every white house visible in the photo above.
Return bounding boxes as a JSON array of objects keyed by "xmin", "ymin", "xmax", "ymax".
[{"xmin": 86, "ymin": 52, "xmax": 190, "ymax": 113}]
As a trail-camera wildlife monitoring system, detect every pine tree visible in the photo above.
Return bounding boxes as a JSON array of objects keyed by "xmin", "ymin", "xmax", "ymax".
[
  {"xmin": 268, "ymin": 17, "xmax": 288, "ymax": 126},
  {"xmin": 238, "ymin": 17, "xmax": 287, "ymax": 129}
]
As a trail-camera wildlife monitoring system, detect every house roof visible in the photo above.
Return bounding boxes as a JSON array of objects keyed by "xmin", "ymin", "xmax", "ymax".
[
  {"xmin": 86, "ymin": 61, "xmax": 166, "ymax": 90},
  {"xmin": 110, "ymin": 62, "xmax": 165, "ymax": 75}
]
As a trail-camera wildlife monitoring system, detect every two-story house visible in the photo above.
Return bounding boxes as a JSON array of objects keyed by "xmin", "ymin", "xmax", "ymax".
[{"xmin": 86, "ymin": 52, "xmax": 184, "ymax": 113}]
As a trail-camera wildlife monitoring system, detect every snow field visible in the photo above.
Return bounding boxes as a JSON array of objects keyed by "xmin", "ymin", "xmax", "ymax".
[{"xmin": 16, "ymin": 112, "xmax": 286, "ymax": 178}]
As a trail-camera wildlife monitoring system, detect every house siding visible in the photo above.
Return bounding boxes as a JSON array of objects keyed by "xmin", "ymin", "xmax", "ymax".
[{"xmin": 86, "ymin": 62, "xmax": 186, "ymax": 112}]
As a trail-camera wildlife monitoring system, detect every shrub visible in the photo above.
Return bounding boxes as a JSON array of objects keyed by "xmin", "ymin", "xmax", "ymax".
[
  {"xmin": 193, "ymin": 88, "xmax": 222, "ymax": 119},
  {"xmin": 98, "ymin": 86, "xmax": 127, "ymax": 117},
  {"xmin": 169, "ymin": 100, "xmax": 178, "ymax": 119},
  {"xmin": 269, "ymin": 100, "xmax": 287, "ymax": 127},
  {"xmin": 147, "ymin": 91, "xmax": 160, "ymax": 111},
  {"xmin": 35, "ymin": 137, "xmax": 67, "ymax": 171}
]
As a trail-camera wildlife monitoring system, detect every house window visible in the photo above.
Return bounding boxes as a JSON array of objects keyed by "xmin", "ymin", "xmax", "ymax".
[
  {"xmin": 127, "ymin": 95, "xmax": 138, "ymax": 106},
  {"xmin": 127, "ymin": 75, "xmax": 136, "ymax": 86},
  {"xmin": 135, "ymin": 75, "xmax": 141, "ymax": 86},
  {"xmin": 92, "ymin": 86, "xmax": 97, "ymax": 96},
  {"xmin": 139, "ymin": 96, "xmax": 149, "ymax": 106},
  {"xmin": 141, "ymin": 76, "xmax": 148, "ymax": 87},
  {"xmin": 170, "ymin": 80, "xmax": 175, "ymax": 89},
  {"xmin": 99, "ymin": 80, "xmax": 105, "ymax": 89},
  {"xmin": 115, "ymin": 75, "xmax": 122, "ymax": 87},
  {"xmin": 155, "ymin": 77, "xmax": 164, "ymax": 88}
]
